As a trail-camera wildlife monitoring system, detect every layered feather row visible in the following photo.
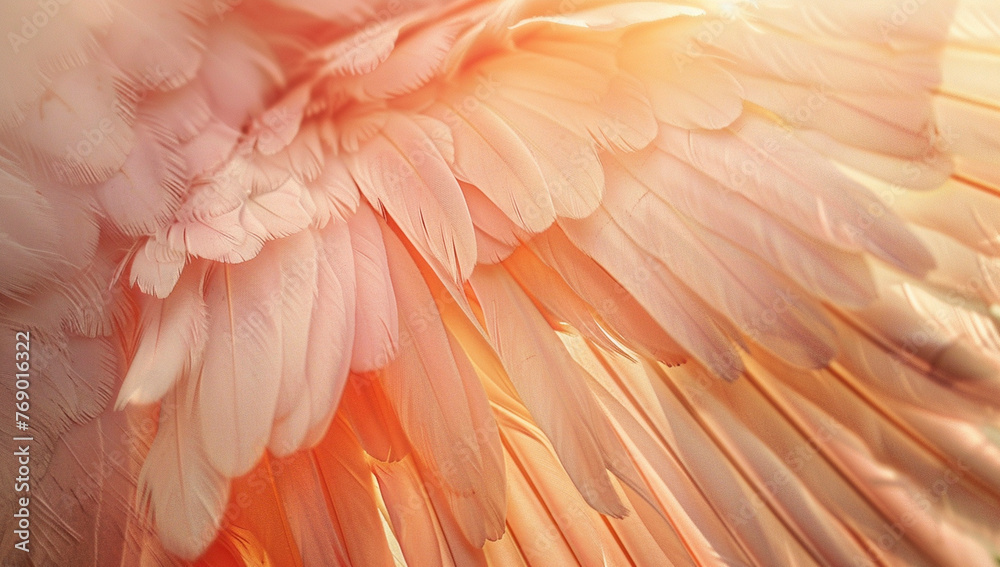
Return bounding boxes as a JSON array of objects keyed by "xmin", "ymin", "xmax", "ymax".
[{"xmin": 2, "ymin": 0, "xmax": 1000, "ymax": 565}]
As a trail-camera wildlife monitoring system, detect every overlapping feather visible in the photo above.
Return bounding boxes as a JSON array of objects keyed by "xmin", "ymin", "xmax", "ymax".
[{"xmin": 4, "ymin": 1, "xmax": 1000, "ymax": 566}]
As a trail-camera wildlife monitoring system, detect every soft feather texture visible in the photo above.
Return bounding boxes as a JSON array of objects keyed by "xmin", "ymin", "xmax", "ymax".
[
  {"xmin": 117, "ymin": 262, "xmax": 208, "ymax": 408},
  {"xmin": 380, "ymin": 221, "xmax": 506, "ymax": 547},
  {"xmin": 471, "ymin": 263, "xmax": 649, "ymax": 517},
  {"xmin": 140, "ymin": 379, "xmax": 231, "ymax": 560},
  {"xmin": 4, "ymin": 0, "xmax": 1000, "ymax": 566}
]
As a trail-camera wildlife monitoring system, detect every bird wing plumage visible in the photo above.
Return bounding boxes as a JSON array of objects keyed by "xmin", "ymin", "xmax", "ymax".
[{"xmin": 3, "ymin": 0, "xmax": 1000, "ymax": 565}]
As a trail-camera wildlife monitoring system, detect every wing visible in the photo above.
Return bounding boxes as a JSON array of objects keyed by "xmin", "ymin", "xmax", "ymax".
[{"xmin": 3, "ymin": 0, "xmax": 1000, "ymax": 565}]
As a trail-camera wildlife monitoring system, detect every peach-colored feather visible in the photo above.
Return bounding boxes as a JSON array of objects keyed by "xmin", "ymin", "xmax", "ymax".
[{"xmin": 4, "ymin": 0, "xmax": 1000, "ymax": 565}]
